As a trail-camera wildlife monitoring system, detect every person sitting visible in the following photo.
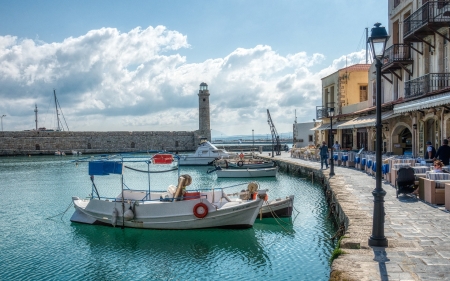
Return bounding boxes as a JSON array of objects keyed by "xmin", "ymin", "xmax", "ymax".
[
  {"xmin": 432, "ymin": 160, "xmax": 445, "ymax": 173},
  {"xmin": 424, "ymin": 141, "xmax": 436, "ymax": 161}
]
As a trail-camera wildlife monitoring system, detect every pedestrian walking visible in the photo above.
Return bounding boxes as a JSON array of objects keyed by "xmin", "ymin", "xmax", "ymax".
[
  {"xmin": 434, "ymin": 139, "xmax": 450, "ymax": 165},
  {"xmin": 319, "ymin": 141, "xmax": 329, "ymax": 169}
]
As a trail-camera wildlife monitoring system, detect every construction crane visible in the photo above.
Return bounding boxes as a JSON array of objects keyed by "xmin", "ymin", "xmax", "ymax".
[{"xmin": 267, "ymin": 109, "xmax": 281, "ymax": 156}]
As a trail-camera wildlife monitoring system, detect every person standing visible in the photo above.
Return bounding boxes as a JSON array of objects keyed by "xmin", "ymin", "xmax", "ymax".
[
  {"xmin": 434, "ymin": 139, "xmax": 450, "ymax": 165},
  {"xmin": 319, "ymin": 141, "xmax": 329, "ymax": 169},
  {"xmin": 424, "ymin": 141, "xmax": 436, "ymax": 160},
  {"xmin": 333, "ymin": 141, "xmax": 341, "ymax": 151}
]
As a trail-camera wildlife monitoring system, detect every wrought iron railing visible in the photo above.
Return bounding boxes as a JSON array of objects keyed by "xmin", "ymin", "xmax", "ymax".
[
  {"xmin": 404, "ymin": 73, "xmax": 450, "ymax": 98},
  {"xmin": 382, "ymin": 44, "xmax": 411, "ymax": 65},
  {"xmin": 316, "ymin": 106, "xmax": 328, "ymax": 119},
  {"xmin": 404, "ymin": 1, "xmax": 450, "ymax": 38}
]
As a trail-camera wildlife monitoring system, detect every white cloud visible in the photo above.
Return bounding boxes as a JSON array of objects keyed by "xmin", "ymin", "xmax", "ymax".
[{"xmin": 0, "ymin": 26, "xmax": 367, "ymax": 135}]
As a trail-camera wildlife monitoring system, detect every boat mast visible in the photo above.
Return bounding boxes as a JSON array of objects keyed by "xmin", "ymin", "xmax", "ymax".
[
  {"xmin": 34, "ymin": 104, "xmax": 38, "ymax": 131},
  {"xmin": 54, "ymin": 89, "xmax": 61, "ymax": 131}
]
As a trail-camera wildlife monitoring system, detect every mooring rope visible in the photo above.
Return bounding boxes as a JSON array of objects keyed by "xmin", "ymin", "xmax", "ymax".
[
  {"xmin": 124, "ymin": 165, "xmax": 178, "ymax": 173},
  {"xmin": 46, "ymin": 201, "xmax": 74, "ymax": 221}
]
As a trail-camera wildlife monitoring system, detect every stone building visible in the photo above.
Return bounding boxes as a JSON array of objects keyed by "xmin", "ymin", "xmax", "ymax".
[
  {"xmin": 314, "ymin": 0, "xmax": 450, "ymax": 156},
  {"xmin": 0, "ymin": 83, "xmax": 212, "ymax": 155}
]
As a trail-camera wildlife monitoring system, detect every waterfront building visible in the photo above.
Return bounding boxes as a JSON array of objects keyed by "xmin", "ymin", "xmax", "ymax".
[
  {"xmin": 314, "ymin": 0, "xmax": 450, "ymax": 156},
  {"xmin": 293, "ymin": 121, "xmax": 315, "ymax": 148}
]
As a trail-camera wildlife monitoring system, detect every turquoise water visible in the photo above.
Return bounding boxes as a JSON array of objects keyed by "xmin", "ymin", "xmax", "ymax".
[{"xmin": 0, "ymin": 155, "xmax": 336, "ymax": 281}]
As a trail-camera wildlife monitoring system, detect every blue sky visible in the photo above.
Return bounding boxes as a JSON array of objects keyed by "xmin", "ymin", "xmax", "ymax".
[{"xmin": 0, "ymin": 0, "xmax": 387, "ymax": 136}]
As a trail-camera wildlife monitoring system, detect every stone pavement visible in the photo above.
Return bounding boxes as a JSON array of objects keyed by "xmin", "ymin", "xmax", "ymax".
[{"xmin": 268, "ymin": 152, "xmax": 450, "ymax": 281}]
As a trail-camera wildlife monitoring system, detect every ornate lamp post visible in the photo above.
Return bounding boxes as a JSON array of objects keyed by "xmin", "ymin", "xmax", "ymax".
[
  {"xmin": 252, "ymin": 129, "xmax": 254, "ymax": 149},
  {"xmin": 368, "ymin": 22, "xmax": 389, "ymax": 247},
  {"xmin": 328, "ymin": 107, "xmax": 335, "ymax": 176},
  {"xmin": 1, "ymin": 115, "xmax": 5, "ymax": 131}
]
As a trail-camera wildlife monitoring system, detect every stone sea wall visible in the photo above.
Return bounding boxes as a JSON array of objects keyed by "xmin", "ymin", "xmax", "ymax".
[{"xmin": 0, "ymin": 131, "xmax": 202, "ymax": 156}]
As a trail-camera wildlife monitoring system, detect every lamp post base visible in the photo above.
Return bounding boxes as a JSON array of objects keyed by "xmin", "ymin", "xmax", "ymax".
[{"xmin": 368, "ymin": 236, "xmax": 388, "ymax": 247}]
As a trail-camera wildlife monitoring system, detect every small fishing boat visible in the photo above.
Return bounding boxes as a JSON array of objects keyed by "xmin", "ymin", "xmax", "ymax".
[
  {"xmin": 224, "ymin": 184, "xmax": 294, "ymax": 218},
  {"xmin": 70, "ymin": 154, "xmax": 264, "ymax": 229},
  {"xmin": 209, "ymin": 166, "xmax": 278, "ymax": 178},
  {"xmin": 71, "ymin": 150, "xmax": 82, "ymax": 156},
  {"xmin": 178, "ymin": 138, "xmax": 236, "ymax": 166},
  {"xmin": 55, "ymin": 150, "xmax": 66, "ymax": 156},
  {"xmin": 215, "ymin": 159, "xmax": 275, "ymax": 169}
]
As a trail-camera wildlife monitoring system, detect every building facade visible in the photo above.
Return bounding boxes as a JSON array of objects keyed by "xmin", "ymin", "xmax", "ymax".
[{"xmin": 314, "ymin": 0, "xmax": 450, "ymax": 157}]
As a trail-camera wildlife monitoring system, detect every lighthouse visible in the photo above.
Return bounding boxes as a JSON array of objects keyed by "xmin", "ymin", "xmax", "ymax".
[{"xmin": 198, "ymin": 82, "xmax": 211, "ymax": 141}]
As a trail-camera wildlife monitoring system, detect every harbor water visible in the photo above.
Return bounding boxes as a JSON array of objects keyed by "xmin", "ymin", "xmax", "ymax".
[{"xmin": 0, "ymin": 155, "xmax": 336, "ymax": 281}]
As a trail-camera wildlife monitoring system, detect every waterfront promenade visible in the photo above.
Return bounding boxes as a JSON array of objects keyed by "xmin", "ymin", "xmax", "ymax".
[{"xmin": 267, "ymin": 152, "xmax": 450, "ymax": 281}]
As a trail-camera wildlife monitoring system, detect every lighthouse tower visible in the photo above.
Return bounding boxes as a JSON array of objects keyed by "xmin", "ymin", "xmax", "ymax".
[{"xmin": 198, "ymin": 82, "xmax": 211, "ymax": 141}]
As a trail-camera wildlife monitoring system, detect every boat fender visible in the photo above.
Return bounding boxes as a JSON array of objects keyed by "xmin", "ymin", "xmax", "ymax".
[
  {"xmin": 225, "ymin": 160, "xmax": 228, "ymax": 169},
  {"xmin": 237, "ymin": 161, "xmax": 244, "ymax": 167},
  {"xmin": 124, "ymin": 206, "xmax": 134, "ymax": 221},
  {"xmin": 111, "ymin": 208, "xmax": 118, "ymax": 227},
  {"xmin": 193, "ymin": 202, "xmax": 208, "ymax": 219}
]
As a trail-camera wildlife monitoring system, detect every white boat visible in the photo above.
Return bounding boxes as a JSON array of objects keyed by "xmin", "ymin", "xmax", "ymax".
[
  {"xmin": 224, "ymin": 184, "xmax": 294, "ymax": 218},
  {"xmin": 70, "ymin": 154, "xmax": 264, "ymax": 229},
  {"xmin": 212, "ymin": 167, "xmax": 278, "ymax": 178},
  {"xmin": 55, "ymin": 150, "xmax": 66, "ymax": 156},
  {"xmin": 178, "ymin": 138, "xmax": 237, "ymax": 166},
  {"xmin": 72, "ymin": 150, "xmax": 82, "ymax": 156},
  {"xmin": 216, "ymin": 159, "xmax": 275, "ymax": 169}
]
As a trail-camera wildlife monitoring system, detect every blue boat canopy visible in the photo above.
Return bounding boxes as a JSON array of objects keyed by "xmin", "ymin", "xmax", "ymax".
[{"xmin": 89, "ymin": 161, "xmax": 123, "ymax": 175}]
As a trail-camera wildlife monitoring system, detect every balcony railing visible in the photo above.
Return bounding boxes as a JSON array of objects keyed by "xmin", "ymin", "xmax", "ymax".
[
  {"xmin": 404, "ymin": 1, "xmax": 450, "ymax": 39},
  {"xmin": 382, "ymin": 44, "xmax": 412, "ymax": 65},
  {"xmin": 316, "ymin": 106, "xmax": 328, "ymax": 119},
  {"xmin": 405, "ymin": 73, "xmax": 450, "ymax": 98}
]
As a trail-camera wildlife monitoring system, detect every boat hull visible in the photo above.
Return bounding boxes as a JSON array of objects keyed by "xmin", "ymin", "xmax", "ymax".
[
  {"xmin": 71, "ymin": 197, "xmax": 263, "ymax": 230},
  {"xmin": 216, "ymin": 167, "xmax": 278, "ymax": 178},
  {"xmin": 260, "ymin": 195, "xmax": 294, "ymax": 218}
]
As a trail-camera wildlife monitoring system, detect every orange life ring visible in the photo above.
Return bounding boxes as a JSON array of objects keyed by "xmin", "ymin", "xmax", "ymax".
[{"xmin": 193, "ymin": 202, "xmax": 208, "ymax": 218}]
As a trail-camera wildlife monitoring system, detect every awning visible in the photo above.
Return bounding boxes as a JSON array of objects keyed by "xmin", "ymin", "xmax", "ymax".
[
  {"xmin": 394, "ymin": 91, "xmax": 450, "ymax": 114},
  {"xmin": 310, "ymin": 121, "xmax": 346, "ymax": 131},
  {"xmin": 337, "ymin": 111, "xmax": 398, "ymax": 129}
]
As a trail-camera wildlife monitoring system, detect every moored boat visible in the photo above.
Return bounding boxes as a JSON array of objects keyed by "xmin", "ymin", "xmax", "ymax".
[
  {"xmin": 178, "ymin": 138, "xmax": 236, "ymax": 166},
  {"xmin": 209, "ymin": 166, "xmax": 278, "ymax": 178},
  {"xmin": 70, "ymin": 154, "xmax": 264, "ymax": 229}
]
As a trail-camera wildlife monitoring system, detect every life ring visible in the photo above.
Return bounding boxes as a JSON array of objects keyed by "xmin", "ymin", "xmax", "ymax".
[
  {"xmin": 237, "ymin": 161, "xmax": 244, "ymax": 167},
  {"xmin": 193, "ymin": 202, "xmax": 208, "ymax": 218}
]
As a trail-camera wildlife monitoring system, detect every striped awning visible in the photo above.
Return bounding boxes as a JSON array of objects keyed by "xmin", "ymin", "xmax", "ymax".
[
  {"xmin": 394, "ymin": 92, "xmax": 450, "ymax": 114},
  {"xmin": 310, "ymin": 121, "xmax": 346, "ymax": 131},
  {"xmin": 337, "ymin": 111, "xmax": 398, "ymax": 129}
]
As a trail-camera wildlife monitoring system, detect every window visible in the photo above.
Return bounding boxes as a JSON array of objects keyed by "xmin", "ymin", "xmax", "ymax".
[
  {"xmin": 35, "ymin": 144, "xmax": 40, "ymax": 150},
  {"xmin": 131, "ymin": 142, "xmax": 135, "ymax": 148},
  {"xmin": 175, "ymin": 141, "xmax": 179, "ymax": 147},
  {"xmin": 359, "ymin": 85, "xmax": 368, "ymax": 101},
  {"xmin": 308, "ymin": 135, "xmax": 313, "ymax": 142},
  {"xmin": 87, "ymin": 143, "xmax": 92, "ymax": 149}
]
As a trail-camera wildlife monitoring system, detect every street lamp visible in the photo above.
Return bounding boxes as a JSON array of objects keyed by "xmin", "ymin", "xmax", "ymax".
[
  {"xmin": 1, "ymin": 115, "xmax": 5, "ymax": 131},
  {"xmin": 328, "ymin": 107, "xmax": 335, "ymax": 176},
  {"xmin": 368, "ymin": 22, "xmax": 389, "ymax": 248}
]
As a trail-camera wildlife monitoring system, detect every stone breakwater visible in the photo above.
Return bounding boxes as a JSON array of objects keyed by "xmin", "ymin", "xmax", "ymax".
[{"xmin": 0, "ymin": 131, "xmax": 201, "ymax": 156}]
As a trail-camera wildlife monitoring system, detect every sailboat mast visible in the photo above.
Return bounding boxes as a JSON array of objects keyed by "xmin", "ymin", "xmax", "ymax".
[
  {"xmin": 34, "ymin": 104, "xmax": 38, "ymax": 131},
  {"xmin": 54, "ymin": 89, "xmax": 61, "ymax": 131}
]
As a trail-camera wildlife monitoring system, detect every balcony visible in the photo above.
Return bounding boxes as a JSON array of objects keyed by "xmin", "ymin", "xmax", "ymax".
[
  {"xmin": 404, "ymin": 1, "xmax": 450, "ymax": 42},
  {"xmin": 316, "ymin": 106, "xmax": 329, "ymax": 120},
  {"xmin": 404, "ymin": 73, "xmax": 450, "ymax": 98},
  {"xmin": 381, "ymin": 44, "xmax": 413, "ymax": 74}
]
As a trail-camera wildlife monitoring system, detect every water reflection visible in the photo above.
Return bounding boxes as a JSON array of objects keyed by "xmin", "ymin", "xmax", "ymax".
[{"xmin": 71, "ymin": 223, "xmax": 283, "ymax": 279}]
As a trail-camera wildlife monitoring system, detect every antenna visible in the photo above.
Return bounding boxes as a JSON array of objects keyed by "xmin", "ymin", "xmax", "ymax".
[
  {"xmin": 34, "ymin": 104, "xmax": 38, "ymax": 131},
  {"xmin": 295, "ymin": 109, "xmax": 297, "ymax": 123},
  {"xmin": 365, "ymin": 27, "xmax": 369, "ymax": 64}
]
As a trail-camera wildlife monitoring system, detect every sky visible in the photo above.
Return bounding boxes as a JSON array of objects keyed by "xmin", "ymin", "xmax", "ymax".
[{"xmin": 0, "ymin": 0, "xmax": 388, "ymax": 137}]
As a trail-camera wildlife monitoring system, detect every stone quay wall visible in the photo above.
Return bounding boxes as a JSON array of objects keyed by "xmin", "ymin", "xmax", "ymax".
[{"xmin": 0, "ymin": 131, "xmax": 201, "ymax": 156}]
